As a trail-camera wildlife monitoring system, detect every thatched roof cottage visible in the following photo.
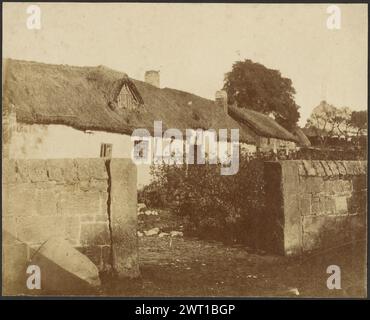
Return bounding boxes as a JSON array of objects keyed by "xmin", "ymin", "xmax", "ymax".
[
  {"xmin": 3, "ymin": 59, "xmax": 258, "ymax": 186},
  {"xmin": 227, "ymin": 104, "xmax": 299, "ymax": 152}
]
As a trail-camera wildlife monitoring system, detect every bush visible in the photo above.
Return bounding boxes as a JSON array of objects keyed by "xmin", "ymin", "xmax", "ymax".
[
  {"xmin": 138, "ymin": 182, "xmax": 165, "ymax": 209},
  {"xmin": 149, "ymin": 155, "xmax": 265, "ymax": 245}
]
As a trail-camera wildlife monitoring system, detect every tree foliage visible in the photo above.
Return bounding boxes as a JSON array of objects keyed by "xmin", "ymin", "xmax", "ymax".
[
  {"xmin": 350, "ymin": 110, "xmax": 368, "ymax": 136},
  {"xmin": 305, "ymin": 101, "xmax": 367, "ymax": 145},
  {"xmin": 223, "ymin": 59, "xmax": 300, "ymax": 131}
]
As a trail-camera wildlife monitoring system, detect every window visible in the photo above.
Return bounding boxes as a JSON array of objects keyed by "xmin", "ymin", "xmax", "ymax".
[
  {"xmin": 100, "ymin": 143, "xmax": 112, "ymax": 158},
  {"xmin": 117, "ymin": 85, "xmax": 137, "ymax": 110},
  {"xmin": 133, "ymin": 140, "xmax": 149, "ymax": 161}
]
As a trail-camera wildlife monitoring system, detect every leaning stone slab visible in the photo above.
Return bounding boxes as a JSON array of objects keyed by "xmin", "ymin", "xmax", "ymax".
[{"xmin": 31, "ymin": 237, "xmax": 101, "ymax": 294}]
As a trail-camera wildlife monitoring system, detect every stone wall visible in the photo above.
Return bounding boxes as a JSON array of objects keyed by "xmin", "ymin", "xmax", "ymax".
[
  {"xmin": 2, "ymin": 158, "xmax": 138, "ymax": 293},
  {"xmin": 262, "ymin": 160, "xmax": 367, "ymax": 255}
]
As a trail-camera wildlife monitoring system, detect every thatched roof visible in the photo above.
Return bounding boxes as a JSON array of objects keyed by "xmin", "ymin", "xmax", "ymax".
[
  {"xmin": 302, "ymin": 126, "xmax": 328, "ymax": 138},
  {"xmin": 228, "ymin": 105, "xmax": 298, "ymax": 142},
  {"xmin": 293, "ymin": 127, "xmax": 311, "ymax": 147},
  {"xmin": 3, "ymin": 59, "xmax": 255, "ymax": 144}
]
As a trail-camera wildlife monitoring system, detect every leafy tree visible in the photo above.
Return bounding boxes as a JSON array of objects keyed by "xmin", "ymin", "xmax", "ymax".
[
  {"xmin": 223, "ymin": 59, "xmax": 300, "ymax": 131},
  {"xmin": 350, "ymin": 110, "xmax": 368, "ymax": 137}
]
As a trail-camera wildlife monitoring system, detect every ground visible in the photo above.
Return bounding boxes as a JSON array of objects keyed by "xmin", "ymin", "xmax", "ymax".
[{"xmin": 102, "ymin": 209, "xmax": 367, "ymax": 297}]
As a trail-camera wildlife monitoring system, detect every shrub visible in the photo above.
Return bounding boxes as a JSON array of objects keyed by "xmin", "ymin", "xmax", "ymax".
[
  {"xmin": 149, "ymin": 155, "xmax": 265, "ymax": 245},
  {"xmin": 138, "ymin": 181, "xmax": 165, "ymax": 209}
]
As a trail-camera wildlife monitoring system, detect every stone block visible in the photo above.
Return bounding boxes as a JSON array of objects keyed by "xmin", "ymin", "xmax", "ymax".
[
  {"xmin": 13, "ymin": 161, "xmax": 30, "ymax": 182},
  {"xmin": 302, "ymin": 215, "xmax": 361, "ymax": 252},
  {"xmin": 109, "ymin": 159, "xmax": 139, "ymax": 278},
  {"xmin": 261, "ymin": 162, "xmax": 285, "ymax": 254},
  {"xmin": 320, "ymin": 161, "xmax": 332, "ymax": 176},
  {"xmin": 95, "ymin": 214, "xmax": 108, "ymax": 222},
  {"xmin": 297, "ymin": 161, "xmax": 306, "ymax": 176},
  {"xmin": 323, "ymin": 196, "xmax": 336, "ymax": 214},
  {"xmin": 101, "ymin": 245, "xmax": 113, "ymax": 271},
  {"xmin": 2, "ymin": 240, "xmax": 29, "ymax": 295},
  {"xmin": 3, "ymin": 216, "xmax": 17, "ymax": 244},
  {"xmin": 6, "ymin": 184, "xmax": 58, "ymax": 217},
  {"xmin": 16, "ymin": 216, "xmax": 64, "ymax": 244},
  {"xmin": 352, "ymin": 161, "xmax": 364, "ymax": 175},
  {"xmin": 299, "ymin": 195, "xmax": 311, "ymax": 216},
  {"xmin": 35, "ymin": 181, "xmax": 58, "ymax": 190},
  {"xmin": 80, "ymin": 222, "xmax": 110, "ymax": 246},
  {"xmin": 31, "ymin": 237, "xmax": 101, "ymax": 293},
  {"xmin": 76, "ymin": 159, "xmax": 108, "ymax": 181},
  {"xmin": 302, "ymin": 216, "xmax": 326, "ymax": 251},
  {"xmin": 334, "ymin": 196, "xmax": 348, "ymax": 215},
  {"xmin": 77, "ymin": 246, "xmax": 103, "ymax": 268},
  {"xmin": 302, "ymin": 160, "xmax": 316, "ymax": 176},
  {"xmin": 327, "ymin": 161, "xmax": 339, "ymax": 176},
  {"xmin": 347, "ymin": 191, "xmax": 367, "ymax": 215},
  {"xmin": 323, "ymin": 180, "xmax": 335, "ymax": 195},
  {"xmin": 80, "ymin": 215, "xmax": 95, "ymax": 222},
  {"xmin": 332, "ymin": 180, "xmax": 352, "ymax": 195},
  {"xmin": 46, "ymin": 160, "xmax": 64, "ymax": 182},
  {"xmin": 341, "ymin": 180, "xmax": 353, "ymax": 193},
  {"xmin": 303, "ymin": 177, "xmax": 323, "ymax": 194},
  {"xmin": 64, "ymin": 160, "xmax": 79, "ymax": 183},
  {"xmin": 343, "ymin": 161, "xmax": 364, "ymax": 176},
  {"xmin": 2, "ymin": 159, "xmax": 17, "ymax": 185},
  {"xmin": 89, "ymin": 179, "xmax": 108, "ymax": 192},
  {"xmin": 78, "ymin": 180, "xmax": 90, "ymax": 192},
  {"xmin": 25, "ymin": 160, "xmax": 49, "ymax": 182},
  {"xmin": 341, "ymin": 162, "xmax": 352, "ymax": 175},
  {"xmin": 58, "ymin": 191, "xmax": 106, "ymax": 217},
  {"xmin": 45, "ymin": 159, "xmax": 78, "ymax": 183},
  {"xmin": 311, "ymin": 195, "xmax": 324, "ymax": 215},
  {"xmin": 335, "ymin": 161, "xmax": 347, "ymax": 176},
  {"xmin": 312, "ymin": 161, "xmax": 326, "ymax": 176},
  {"xmin": 357, "ymin": 161, "xmax": 367, "ymax": 175},
  {"xmin": 64, "ymin": 216, "xmax": 81, "ymax": 244},
  {"xmin": 280, "ymin": 162, "xmax": 302, "ymax": 256}
]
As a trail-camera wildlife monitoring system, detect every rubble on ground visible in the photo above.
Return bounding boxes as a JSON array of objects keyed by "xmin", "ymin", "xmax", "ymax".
[
  {"xmin": 170, "ymin": 231, "xmax": 183, "ymax": 237},
  {"xmin": 158, "ymin": 232, "xmax": 170, "ymax": 238},
  {"xmin": 144, "ymin": 227, "xmax": 160, "ymax": 236}
]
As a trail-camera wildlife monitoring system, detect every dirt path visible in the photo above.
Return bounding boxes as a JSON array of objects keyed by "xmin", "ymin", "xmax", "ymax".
[{"xmin": 104, "ymin": 235, "xmax": 366, "ymax": 297}]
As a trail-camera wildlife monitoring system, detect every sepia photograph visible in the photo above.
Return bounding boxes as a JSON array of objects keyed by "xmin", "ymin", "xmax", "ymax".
[{"xmin": 1, "ymin": 2, "xmax": 368, "ymax": 300}]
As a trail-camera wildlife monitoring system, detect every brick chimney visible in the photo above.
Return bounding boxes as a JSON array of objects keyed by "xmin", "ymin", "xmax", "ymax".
[
  {"xmin": 145, "ymin": 70, "xmax": 160, "ymax": 88},
  {"xmin": 215, "ymin": 90, "xmax": 228, "ymax": 114}
]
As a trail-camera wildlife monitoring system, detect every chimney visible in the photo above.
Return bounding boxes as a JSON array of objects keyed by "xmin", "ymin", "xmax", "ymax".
[
  {"xmin": 215, "ymin": 90, "xmax": 228, "ymax": 114},
  {"xmin": 145, "ymin": 70, "xmax": 160, "ymax": 88}
]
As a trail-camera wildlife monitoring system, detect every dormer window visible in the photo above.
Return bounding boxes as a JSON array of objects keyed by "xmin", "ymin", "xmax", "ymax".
[{"xmin": 108, "ymin": 76, "xmax": 144, "ymax": 111}]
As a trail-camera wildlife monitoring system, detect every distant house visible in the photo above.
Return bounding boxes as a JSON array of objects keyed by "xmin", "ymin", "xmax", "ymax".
[
  {"xmin": 292, "ymin": 127, "xmax": 311, "ymax": 148},
  {"xmin": 227, "ymin": 104, "xmax": 299, "ymax": 153},
  {"xmin": 2, "ymin": 59, "xmax": 257, "ymax": 187}
]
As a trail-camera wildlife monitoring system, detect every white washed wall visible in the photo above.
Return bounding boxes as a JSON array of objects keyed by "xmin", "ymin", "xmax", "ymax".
[
  {"xmin": 8, "ymin": 123, "xmax": 152, "ymax": 188},
  {"xmin": 8, "ymin": 123, "xmax": 256, "ymax": 188}
]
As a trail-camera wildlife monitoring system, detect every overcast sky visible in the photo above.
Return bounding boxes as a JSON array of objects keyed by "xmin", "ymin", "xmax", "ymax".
[{"xmin": 3, "ymin": 3, "xmax": 368, "ymax": 126}]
